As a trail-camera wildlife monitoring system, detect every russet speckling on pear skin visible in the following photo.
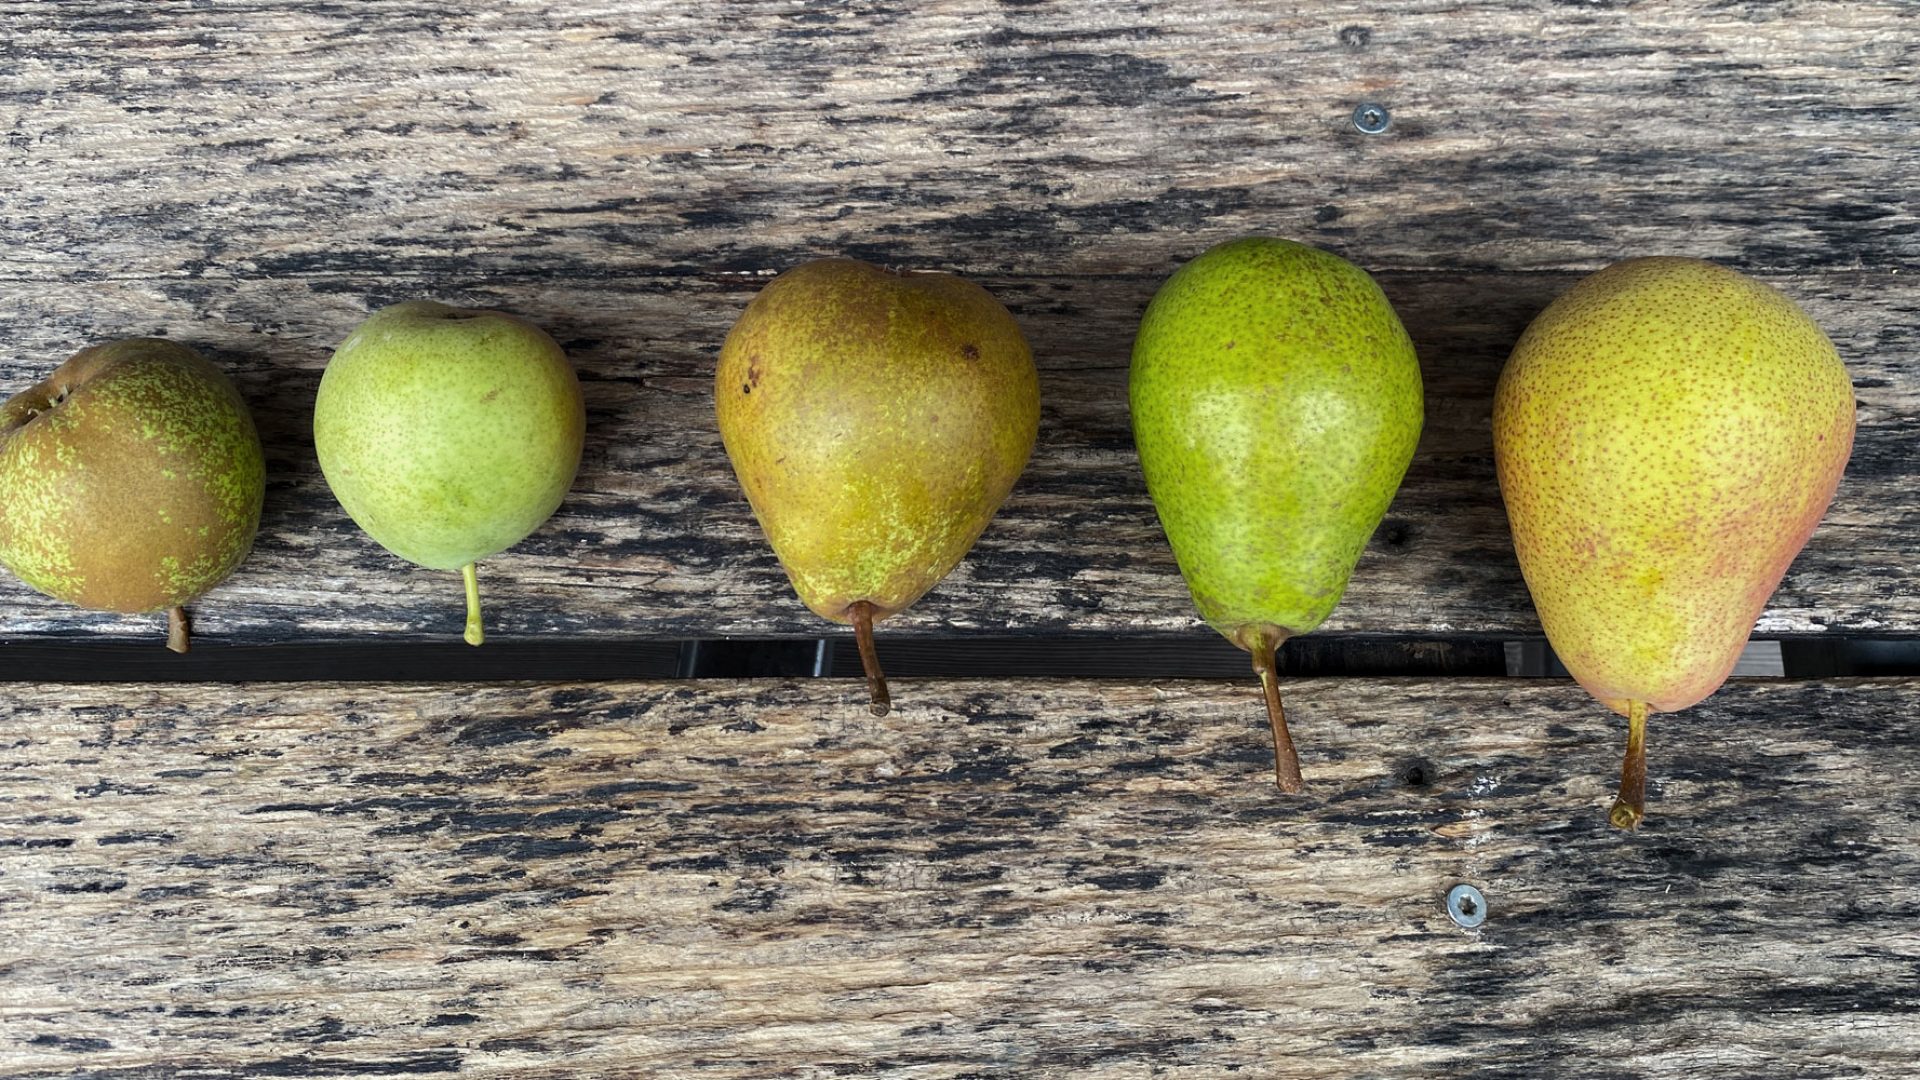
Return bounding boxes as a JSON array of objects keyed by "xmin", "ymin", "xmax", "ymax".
[
  {"xmin": 716, "ymin": 258, "xmax": 1039, "ymax": 716},
  {"xmin": 1493, "ymin": 257, "xmax": 1854, "ymax": 829},
  {"xmin": 314, "ymin": 301, "xmax": 585, "ymax": 646},
  {"xmin": 1131, "ymin": 238, "xmax": 1424, "ymax": 792},
  {"xmin": 0, "ymin": 339, "xmax": 265, "ymax": 653}
]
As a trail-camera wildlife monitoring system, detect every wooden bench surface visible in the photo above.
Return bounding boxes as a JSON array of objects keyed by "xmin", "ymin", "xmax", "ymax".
[
  {"xmin": 2, "ymin": 3, "xmax": 1916, "ymax": 1077},
  {"xmin": 4, "ymin": 677, "xmax": 1918, "ymax": 1077},
  {"xmin": 0, "ymin": 2, "xmax": 1912, "ymax": 644}
]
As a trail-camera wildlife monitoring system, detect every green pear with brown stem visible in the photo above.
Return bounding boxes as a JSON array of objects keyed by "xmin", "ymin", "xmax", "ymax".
[
  {"xmin": 0, "ymin": 338, "xmax": 265, "ymax": 651},
  {"xmin": 1493, "ymin": 257, "xmax": 1854, "ymax": 828},
  {"xmin": 1131, "ymin": 238, "xmax": 1424, "ymax": 791},
  {"xmin": 716, "ymin": 258, "xmax": 1039, "ymax": 714}
]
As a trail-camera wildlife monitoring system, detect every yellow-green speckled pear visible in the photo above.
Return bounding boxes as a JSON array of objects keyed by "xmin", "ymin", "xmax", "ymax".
[
  {"xmin": 1131, "ymin": 238, "xmax": 1423, "ymax": 791},
  {"xmin": 314, "ymin": 302, "xmax": 585, "ymax": 647},
  {"xmin": 716, "ymin": 257, "xmax": 1039, "ymax": 715},
  {"xmin": 1493, "ymin": 257, "xmax": 1855, "ymax": 829}
]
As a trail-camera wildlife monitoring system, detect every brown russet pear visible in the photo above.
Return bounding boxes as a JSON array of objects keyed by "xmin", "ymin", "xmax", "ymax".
[
  {"xmin": 0, "ymin": 339, "xmax": 265, "ymax": 651},
  {"xmin": 1493, "ymin": 257, "xmax": 1854, "ymax": 828},
  {"xmin": 716, "ymin": 257, "xmax": 1039, "ymax": 714}
]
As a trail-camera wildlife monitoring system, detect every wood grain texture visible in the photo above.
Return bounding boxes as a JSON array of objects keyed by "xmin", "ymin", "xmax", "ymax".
[
  {"xmin": 0, "ymin": 1, "xmax": 1913, "ymax": 644},
  {"xmin": 0, "ymin": 271, "xmax": 1908, "ymax": 643},
  {"xmin": 0, "ymin": 1, "xmax": 1914, "ymax": 277},
  {"xmin": 2, "ymin": 677, "xmax": 1917, "ymax": 1077}
]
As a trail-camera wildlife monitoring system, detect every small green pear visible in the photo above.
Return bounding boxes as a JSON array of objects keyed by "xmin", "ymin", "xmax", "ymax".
[
  {"xmin": 716, "ymin": 258, "xmax": 1039, "ymax": 714},
  {"xmin": 0, "ymin": 338, "xmax": 265, "ymax": 651},
  {"xmin": 1131, "ymin": 238, "xmax": 1424, "ymax": 790},
  {"xmin": 314, "ymin": 301, "xmax": 585, "ymax": 645},
  {"xmin": 1494, "ymin": 257, "xmax": 1854, "ymax": 828}
]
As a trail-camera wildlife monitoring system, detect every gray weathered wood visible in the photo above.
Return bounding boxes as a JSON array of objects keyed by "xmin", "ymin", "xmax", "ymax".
[
  {"xmin": 2, "ymin": 677, "xmax": 1916, "ymax": 1077},
  {"xmin": 4, "ymin": 8, "xmax": 1914, "ymax": 1077},
  {"xmin": 0, "ymin": 272, "xmax": 1908, "ymax": 643},
  {"xmin": 0, "ymin": 1, "xmax": 1913, "ymax": 643},
  {"xmin": 3, "ymin": 2, "xmax": 1920, "ymax": 638},
  {"xmin": 0, "ymin": 2, "xmax": 1913, "ymax": 277}
]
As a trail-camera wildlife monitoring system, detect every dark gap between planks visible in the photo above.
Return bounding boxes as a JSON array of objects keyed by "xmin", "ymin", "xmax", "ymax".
[{"xmin": 0, "ymin": 636, "xmax": 1910, "ymax": 682}]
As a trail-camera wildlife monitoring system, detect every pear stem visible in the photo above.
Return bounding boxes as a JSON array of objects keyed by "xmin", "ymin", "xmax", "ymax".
[
  {"xmin": 166, "ymin": 606, "xmax": 190, "ymax": 654},
  {"xmin": 461, "ymin": 563, "xmax": 484, "ymax": 647},
  {"xmin": 1249, "ymin": 629, "xmax": 1303, "ymax": 794},
  {"xmin": 851, "ymin": 601, "xmax": 890, "ymax": 717},
  {"xmin": 1610, "ymin": 699, "xmax": 1649, "ymax": 830}
]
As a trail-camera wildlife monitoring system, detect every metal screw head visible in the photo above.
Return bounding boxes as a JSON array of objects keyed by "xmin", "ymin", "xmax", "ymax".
[
  {"xmin": 1446, "ymin": 883, "xmax": 1487, "ymax": 928},
  {"xmin": 1352, "ymin": 102, "xmax": 1391, "ymax": 135}
]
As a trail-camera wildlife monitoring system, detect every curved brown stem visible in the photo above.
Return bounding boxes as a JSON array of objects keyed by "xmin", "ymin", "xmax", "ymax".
[
  {"xmin": 166, "ymin": 606, "xmax": 190, "ymax": 654},
  {"xmin": 1249, "ymin": 629, "xmax": 1303, "ymax": 794},
  {"xmin": 851, "ymin": 601, "xmax": 890, "ymax": 717},
  {"xmin": 1609, "ymin": 699, "xmax": 1649, "ymax": 830}
]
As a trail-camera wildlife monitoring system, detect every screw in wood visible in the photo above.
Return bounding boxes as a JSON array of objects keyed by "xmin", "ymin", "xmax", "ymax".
[
  {"xmin": 1446, "ymin": 883, "xmax": 1487, "ymax": 928},
  {"xmin": 1352, "ymin": 102, "xmax": 1391, "ymax": 134}
]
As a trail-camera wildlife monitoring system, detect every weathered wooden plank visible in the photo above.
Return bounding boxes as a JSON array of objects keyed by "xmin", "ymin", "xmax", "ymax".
[
  {"xmin": 0, "ymin": 271, "xmax": 1909, "ymax": 643},
  {"xmin": 2, "ymin": 1, "xmax": 1913, "ymax": 644},
  {"xmin": 0, "ymin": 2, "xmax": 1913, "ymax": 278},
  {"xmin": 1, "ymin": 678, "xmax": 1915, "ymax": 1077}
]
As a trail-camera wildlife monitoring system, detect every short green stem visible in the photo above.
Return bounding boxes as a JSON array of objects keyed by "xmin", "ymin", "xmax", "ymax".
[{"xmin": 461, "ymin": 563, "xmax": 484, "ymax": 647}]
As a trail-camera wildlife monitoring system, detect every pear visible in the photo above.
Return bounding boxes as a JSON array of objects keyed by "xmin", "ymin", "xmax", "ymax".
[
  {"xmin": 1131, "ymin": 238, "xmax": 1424, "ymax": 791},
  {"xmin": 0, "ymin": 339, "xmax": 265, "ymax": 651},
  {"xmin": 314, "ymin": 301, "xmax": 585, "ymax": 645},
  {"xmin": 716, "ymin": 258, "xmax": 1039, "ymax": 714},
  {"xmin": 1495, "ymin": 258, "xmax": 1855, "ymax": 827}
]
